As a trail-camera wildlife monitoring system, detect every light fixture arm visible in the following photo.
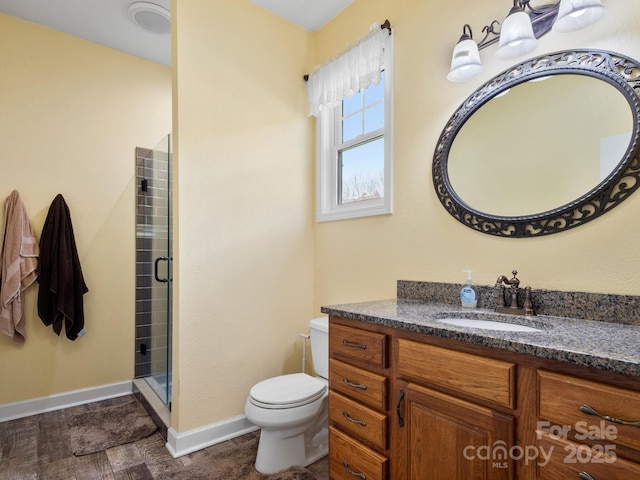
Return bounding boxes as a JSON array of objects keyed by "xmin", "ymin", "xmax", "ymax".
[
  {"xmin": 478, "ymin": 21, "xmax": 501, "ymax": 49},
  {"xmin": 461, "ymin": 24, "xmax": 473, "ymax": 41}
]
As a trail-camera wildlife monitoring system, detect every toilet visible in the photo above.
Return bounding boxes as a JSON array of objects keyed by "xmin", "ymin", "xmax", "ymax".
[{"xmin": 244, "ymin": 316, "xmax": 329, "ymax": 474}]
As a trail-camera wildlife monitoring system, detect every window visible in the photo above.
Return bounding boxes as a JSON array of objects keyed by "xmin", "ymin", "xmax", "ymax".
[
  {"xmin": 314, "ymin": 38, "xmax": 393, "ymax": 222},
  {"xmin": 340, "ymin": 74, "xmax": 385, "ymax": 205}
]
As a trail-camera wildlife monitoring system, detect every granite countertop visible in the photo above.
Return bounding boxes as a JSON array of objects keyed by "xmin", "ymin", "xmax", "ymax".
[{"xmin": 321, "ymin": 299, "xmax": 640, "ymax": 377}]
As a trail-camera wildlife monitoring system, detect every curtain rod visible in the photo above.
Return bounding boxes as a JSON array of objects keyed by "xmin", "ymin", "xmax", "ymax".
[{"xmin": 303, "ymin": 19, "xmax": 392, "ymax": 81}]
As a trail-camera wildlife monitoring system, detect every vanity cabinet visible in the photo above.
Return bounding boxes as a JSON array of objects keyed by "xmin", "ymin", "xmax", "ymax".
[
  {"xmin": 328, "ymin": 322, "xmax": 390, "ymax": 480},
  {"xmin": 328, "ymin": 316, "xmax": 640, "ymax": 480}
]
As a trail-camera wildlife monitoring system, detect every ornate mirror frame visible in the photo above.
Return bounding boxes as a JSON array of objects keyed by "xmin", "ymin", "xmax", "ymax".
[{"xmin": 433, "ymin": 50, "xmax": 640, "ymax": 237}]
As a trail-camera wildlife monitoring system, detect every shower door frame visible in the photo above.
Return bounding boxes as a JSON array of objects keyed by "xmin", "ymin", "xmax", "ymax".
[{"xmin": 135, "ymin": 134, "xmax": 172, "ymax": 407}]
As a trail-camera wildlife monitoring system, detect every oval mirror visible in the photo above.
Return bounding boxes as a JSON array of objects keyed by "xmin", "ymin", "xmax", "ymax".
[{"xmin": 433, "ymin": 50, "xmax": 640, "ymax": 237}]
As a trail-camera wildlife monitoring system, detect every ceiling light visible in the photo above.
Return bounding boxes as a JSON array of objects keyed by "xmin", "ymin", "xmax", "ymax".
[{"xmin": 128, "ymin": 2, "xmax": 171, "ymax": 35}]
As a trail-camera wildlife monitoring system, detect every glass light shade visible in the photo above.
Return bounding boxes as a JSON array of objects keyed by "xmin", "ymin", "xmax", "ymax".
[
  {"xmin": 552, "ymin": 0, "xmax": 606, "ymax": 33},
  {"xmin": 495, "ymin": 9, "xmax": 538, "ymax": 59},
  {"xmin": 447, "ymin": 38, "xmax": 483, "ymax": 82}
]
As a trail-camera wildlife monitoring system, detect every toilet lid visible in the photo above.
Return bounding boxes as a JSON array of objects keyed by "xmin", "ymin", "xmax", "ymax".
[{"xmin": 250, "ymin": 373, "xmax": 327, "ymax": 409}]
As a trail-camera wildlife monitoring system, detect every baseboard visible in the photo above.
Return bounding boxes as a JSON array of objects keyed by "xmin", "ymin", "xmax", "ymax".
[
  {"xmin": 0, "ymin": 381, "xmax": 133, "ymax": 423},
  {"xmin": 166, "ymin": 415, "xmax": 259, "ymax": 458}
]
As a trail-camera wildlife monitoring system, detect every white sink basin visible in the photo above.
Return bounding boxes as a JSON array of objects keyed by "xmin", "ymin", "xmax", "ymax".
[{"xmin": 437, "ymin": 318, "xmax": 543, "ymax": 332}]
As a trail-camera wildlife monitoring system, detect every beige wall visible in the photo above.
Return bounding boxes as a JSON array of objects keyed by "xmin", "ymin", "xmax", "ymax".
[
  {"xmin": 172, "ymin": 0, "xmax": 314, "ymax": 431},
  {"xmin": 313, "ymin": 0, "xmax": 640, "ymax": 313},
  {"xmin": 0, "ymin": 14, "xmax": 171, "ymax": 404}
]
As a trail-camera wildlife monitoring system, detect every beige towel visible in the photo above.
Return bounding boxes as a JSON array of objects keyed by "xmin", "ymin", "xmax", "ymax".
[{"xmin": 0, "ymin": 190, "xmax": 39, "ymax": 344}]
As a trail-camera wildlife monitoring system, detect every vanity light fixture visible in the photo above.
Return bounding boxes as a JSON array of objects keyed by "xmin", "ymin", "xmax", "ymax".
[
  {"xmin": 447, "ymin": 25, "xmax": 484, "ymax": 82},
  {"xmin": 447, "ymin": 0, "xmax": 606, "ymax": 82},
  {"xmin": 495, "ymin": 1, "xmax": 538, "ymax": 59},
  {"xmin": 553, "ymin": 0, "xmax": 606, "ymax": 32}
]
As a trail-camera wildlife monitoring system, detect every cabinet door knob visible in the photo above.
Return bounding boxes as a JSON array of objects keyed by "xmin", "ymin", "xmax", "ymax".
[
  {"xmin": 342, "ymin": 377, "xmax": 368, "ymax": 390},
  {"xmin": 578, "ymin": 472, "xmax": 596, "ymax": 480},
  {"xmin": 342, "ymin": 411, "xmax": 367, "ymax": 427},
  {"xmin": 342, "ymin": 339, "xmax": 367, "ymax": 350},
  {"xmin": 397, "ymin": 388, "xmax": 405, "ymax": 427},
  {"xmin": 579, "ymin": 404, "xmax": 640, "ymax": 427},
  {"xmin": 342, "ymin": 460, "xmax": 367, "ymax": 479}
]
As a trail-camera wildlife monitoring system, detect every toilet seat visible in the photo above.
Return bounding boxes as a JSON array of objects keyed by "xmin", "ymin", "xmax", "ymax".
[{"xmin": 249, "ymin": 373, "xmax": 327, "ymax": 410}]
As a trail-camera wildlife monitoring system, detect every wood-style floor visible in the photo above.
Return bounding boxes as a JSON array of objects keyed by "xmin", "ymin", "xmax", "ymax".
[{"xmin": 0, "ymin": 395, "xmax": 328, "ymax": 479}]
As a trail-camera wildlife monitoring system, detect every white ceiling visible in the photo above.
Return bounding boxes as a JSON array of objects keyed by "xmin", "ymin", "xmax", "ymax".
[
  {"xmin": 0, "ymin": 0, "xmax": 353, "ymax": 67},
  {"xmin": 249, "ymin": 0, "xmax": 353, "ymax": 32}
]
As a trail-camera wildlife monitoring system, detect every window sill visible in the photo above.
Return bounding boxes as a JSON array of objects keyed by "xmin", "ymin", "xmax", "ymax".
[{"xmin": 316, "ymin": 200, "xmax": 392, "ymax": 222}]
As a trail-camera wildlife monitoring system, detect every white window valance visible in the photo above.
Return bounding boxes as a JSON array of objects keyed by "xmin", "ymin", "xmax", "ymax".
[{"xmin": 306, "ymin": 23, "xmax": 391, "ymax": 117}]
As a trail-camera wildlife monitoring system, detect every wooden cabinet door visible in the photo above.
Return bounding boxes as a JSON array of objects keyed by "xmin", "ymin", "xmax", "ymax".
[
  {"xmin": 397, "ymin": 339, "xmax": 516, "ymax": 408},
  {"xmin": 399, "ymin": 382, "xmax": 514, "ymax": 480},
  {"xmin": 330, "ymin": 426, "xmax": 388, "ymax": 480},
  {"xmin": 330, "ymin": 391, "xmax": 388, "ymax": 450},
  {"xmin": 538, "ymin": 370, "xmax": 640, "ymax": 451},
  {"xmin": 537, "ymin": 433, "xmax": 640, "ymax": 479},
  {"xmin": 330, "ymin": 323, "xmax": 388, "ymax": 367}
]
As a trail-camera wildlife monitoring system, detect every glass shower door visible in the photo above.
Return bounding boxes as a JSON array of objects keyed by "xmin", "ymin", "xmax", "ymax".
[{"xmin": 135, "ymin": 134, "xmax": 172, "ymax": 406}]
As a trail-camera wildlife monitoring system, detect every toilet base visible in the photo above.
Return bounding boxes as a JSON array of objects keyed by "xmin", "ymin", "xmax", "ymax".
[{"xmin": 254, "ymin": 426, "xmax": 328, "ymax": 474}]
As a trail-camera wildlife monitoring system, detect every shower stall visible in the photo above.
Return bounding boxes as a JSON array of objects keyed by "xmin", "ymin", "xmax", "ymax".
[{"xmin": 135, "ymin": 134, "xmax": 172, "ymax": 407}]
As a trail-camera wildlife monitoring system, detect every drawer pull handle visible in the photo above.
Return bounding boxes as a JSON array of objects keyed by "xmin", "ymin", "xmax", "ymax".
[
  {"xmin": 342, "ymin": 411, "xmax": 367, "ymax": 427},
  {"xmin": 342, "ymin": 460, "xmax": 366, "ymax": 479},
  {"xmin": 578, "ymin": 472, "xmax": 596, "ymax": 480},
  {"xmin": 343, "ymin": 377, "xmax": 368, "ymax": 390},
  {"xmin": 397, "ymin": 388, "xmax": 405, "ymax": 427},
  {"xmin": 579, "ymin": 404, "xmax": 640, "ymax": 428},
  {"xmin": 342, "ymin": 339, "xmax": 367, "ymax": 350}
]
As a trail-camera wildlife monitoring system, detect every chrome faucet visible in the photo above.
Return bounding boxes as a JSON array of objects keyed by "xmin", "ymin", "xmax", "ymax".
[{"xmin": 495, "ymin": 270, "xmax": 536, "ymax": 316}]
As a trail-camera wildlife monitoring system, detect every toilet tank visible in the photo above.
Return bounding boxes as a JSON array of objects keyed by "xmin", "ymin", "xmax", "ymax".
[{"xmin": 309, "ymin": 316, "xmax": 329, "ymax": 379}]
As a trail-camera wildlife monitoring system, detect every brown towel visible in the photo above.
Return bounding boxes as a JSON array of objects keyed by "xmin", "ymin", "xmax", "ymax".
[
  {"xmin": 0, "ymin": 190, "xmax": 39, "ymax": 344},
  {"xmin": 37, "ymin": 194, "xmax": 88, "ymax": 340}
]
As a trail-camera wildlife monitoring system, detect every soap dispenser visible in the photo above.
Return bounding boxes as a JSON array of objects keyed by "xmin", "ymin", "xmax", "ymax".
[{"xmin": 460, "ymin": 270, "xmax": 479, "ymax": 308}]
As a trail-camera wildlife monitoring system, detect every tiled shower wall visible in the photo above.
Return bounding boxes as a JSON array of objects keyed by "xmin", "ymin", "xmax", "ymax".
[{"xmin": 135, "ymin": 147, "xmax": 171, "ymax": 378}]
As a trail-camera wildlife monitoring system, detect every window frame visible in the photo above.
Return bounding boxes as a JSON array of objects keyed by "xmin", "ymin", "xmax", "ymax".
[{"xmin": 315, "ymin": 41, "xmax": 393, "ymax": 222}]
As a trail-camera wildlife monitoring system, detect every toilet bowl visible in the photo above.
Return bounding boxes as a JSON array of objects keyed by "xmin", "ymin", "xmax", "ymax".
[{"xmin": 244, "ymin": 316, "xmax": 329, "ymax": 474}]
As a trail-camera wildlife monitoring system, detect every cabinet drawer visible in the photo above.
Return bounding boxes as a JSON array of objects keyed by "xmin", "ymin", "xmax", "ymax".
[
  {"xmin": 397, "ymin": 339, "xmax": 516, "ymax": 408},
  {"xmin": 330, "ymin": 323, "xmax": 387, "ymax": 368},
  {"xmin": 538, "ymin": 370, "xmax": 640, "ymax": 451},
  {"xmin": 330, "ymin": 391, "xmax": 388, "ymax": 450},
  {"xmin": 538, "ymin": 433, "xmax": 640, "ymax": 479},
  {"xmin": 329, "ymin": 426, "xmax": 388, "ymax": 480},
  {"xmin": 330, "ymin": 359, "xmax": 388, "ymax": 411}
]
